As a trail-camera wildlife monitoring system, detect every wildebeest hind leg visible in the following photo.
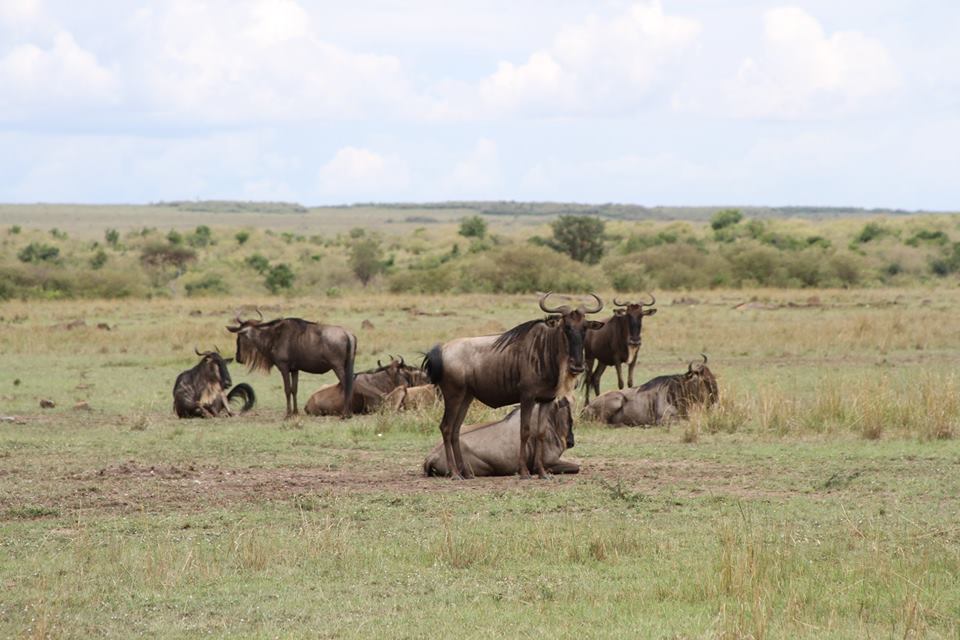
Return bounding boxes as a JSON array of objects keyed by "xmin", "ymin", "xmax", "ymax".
[
  {"xmin": 450, "ymin": 394, "xmax": 475, "ymax": 479},
  {"xmin": 547, "ymin": 460, "xmax": 580, "ymax": 474},
  {"xmin": 438, "ymin": 390, "xmax": 465, "ymax": 480},
  {"xmin": 517, "ymin": 400, "xmax": 535, "ymax": 479}
]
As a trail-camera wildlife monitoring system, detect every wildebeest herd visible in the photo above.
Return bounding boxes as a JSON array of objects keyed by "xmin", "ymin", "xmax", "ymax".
[{"xmin": 173, "ymin": 292, "xmax": 718, "ymax": 479}]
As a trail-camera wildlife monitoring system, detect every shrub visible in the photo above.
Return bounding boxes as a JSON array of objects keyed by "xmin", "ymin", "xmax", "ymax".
[
  {"xmin": 185, "ymin": 274, "xmax": 229, "ymax": 296},
  {"xmin": 139, "ymin": 242, "xmax": 196, "ymax": 270},
  {"xmin": 906, "ymin": 229, "xmax": 948, "ymax": 247},
  {"xmin": 49, "ymin": 228, "xmax": 68, "ymax": 240},
  {"xmin": 547, "ymin": 215, "xmax": 605, "ymax": 264},
  {"xmin": 602, "ymin": 255, "xmax": 650, "ymax": 292},
  {"xmin": 855, "ymin": 222, "xmax": 887, "ymax": 244},
  {"xmin": 349, "ymin": 237, "xmax": 386, "ymax": 286},
  {"xmin": 388, "ymin": 266, "xmax": 456, "ymax": 293},
  {"xmin": 89, "ymin": 249, "xmax": 108, "ymax": 270},
  {"xmin": 235, "ymin": 230, "xmax": 250, "ymax": 245},
  {"xmin": 265, "ymin": 263, "xmax": 294, "ymax": 293},
  {"xmin": 188, "ymin": 225, "xmax": 213, "ymax": 247},
  {"xmin": 459, "ymin": 216, "xmax": 487, "ymax": 239},
  {"xmin": 18, "ymin": 242, "xmax": 60, "ymax": 264},
  {"xmin": 245, "ymin": 254, "xmax": 270, "ymax": 274},
  {"xmin": 105, "ymin": 228, "xmax": 119, "ymax": 247},
  {"xmin": 167, "ymin": 230, "xmax": 183, "ymax": 245},
  {"xmin": 828, "ymin": 252, "xmax": 863, "ymax": 286},
  {"xmin": 460, "ymin": 244, "xmax": 597, "ymax": 293},
  {"xmin": 8, "ymin": 225, "xmax": 20, "ymax": 235},
  {"xmin": 710, "ymin": 209, "xmax": 742, "ymax": 231}
]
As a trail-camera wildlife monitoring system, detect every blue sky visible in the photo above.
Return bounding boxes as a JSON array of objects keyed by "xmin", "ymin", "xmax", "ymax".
[{"xmin": 0, "ymin": 0, "xmax": 957, "ymax": 208}]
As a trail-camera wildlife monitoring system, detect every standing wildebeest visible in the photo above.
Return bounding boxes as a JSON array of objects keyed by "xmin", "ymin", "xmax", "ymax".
[
  {"xmin": 304, "ymin": 356, "xmax": 411, "ymax": 416},
  {"xmin": 422, "ymin": 292, "xmax": 604, "ymax": 479},
  {"xmin": 584, "ymin": 293, "xmax": 657, "ymax": 403},
  {"xmin": 423, "ymin": 397, "xmax": 579, "ymax": 477},
  {"xmin": 173, "ymin": 348, "xmax": 256, "ymax": 418},
  {"xmin": 226, "ymin": 311, "xmax": 356, "ymax": 418},
  {"xmin": 583, "ymin": 355, "xmax": 718, "ymax": 426}
]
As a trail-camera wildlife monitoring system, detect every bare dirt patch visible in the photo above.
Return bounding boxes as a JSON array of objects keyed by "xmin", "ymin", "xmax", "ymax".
[{"xmin": 0, "ymin": 455, "xmax": 809, "ymax": 518}]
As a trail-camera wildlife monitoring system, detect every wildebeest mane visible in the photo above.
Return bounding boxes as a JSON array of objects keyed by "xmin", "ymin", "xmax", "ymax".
[{"xmin": 492, "ymin": 318, "xmax": 547, "ymax": 351}]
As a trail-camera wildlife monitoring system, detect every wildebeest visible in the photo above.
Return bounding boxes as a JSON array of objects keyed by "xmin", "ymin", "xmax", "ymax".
[
  {"xmin": 422, "ymin": 292, "xmax": 604, "ymax": 479},
  {"xmin": 395, "ymin": 384, "xmax": 440, "ymax": 411},
  {"xmin": 583, "ymin": 355, "xmax": 718, "ymax": 426},
  {"xmin": 584, "ymin": 293, "xmax": 657, "ymax": 403},
  {"xmin": 226, "ymin": 311, "xmax": 356, "ymax": 417},
  {"xmin": 304, "ymin": 356, "xmax": 411, "ymax": 416},
  {"xmin": 423, "ymin": 398, "xmax": 579, "ymax": 477},
  {"xmin": 173, "ymin": 348, "xmax": 256, "ymax": 418}
]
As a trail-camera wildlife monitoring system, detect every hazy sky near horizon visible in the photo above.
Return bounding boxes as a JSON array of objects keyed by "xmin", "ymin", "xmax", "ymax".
[{"xmin": 0, "ymin": 0, "xmax": 957, "ymax": 208}]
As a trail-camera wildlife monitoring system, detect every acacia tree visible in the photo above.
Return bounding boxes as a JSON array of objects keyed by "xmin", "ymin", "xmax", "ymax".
[
  {"xmin": 350, "ymin": 237, "xmax": 386, "ymax": 286},
  {"xmin": 548, "ymin": 215, "xmax": 605, "ymax": 264}
]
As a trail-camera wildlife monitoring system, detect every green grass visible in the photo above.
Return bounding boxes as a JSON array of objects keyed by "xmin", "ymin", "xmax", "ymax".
[{"xmin": 2, "ymin": 290, "xmax": 960, "ymax": 637}]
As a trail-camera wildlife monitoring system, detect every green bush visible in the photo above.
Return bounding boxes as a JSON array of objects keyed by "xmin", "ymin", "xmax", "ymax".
[
  {"xmin": 8, "ymin": 225, "xmax": 20, "ymax": 235},
  {"xmin": 349, "ymin": 237, "xmax": 386, "ymax": 286},
  {"xmin": 459, "ymin": 216, "xmax": 487, "ymax": 239},
  {"xmin": 140, "ymin": 242, "xmax": 196, "ymax": 270},
  {"xmin": 245, "ymin": 254, "xmax": 270, "ymax": 274},
  {"xmin": 18, "ymin": 242, "xmax": 60, "ymax": 264},
  {"xmin": 710, "ymin": 209, "xmax": 743, "ymax": 231},
  {"xmin": 265, "ymin": 263, "xmax": 294, "ymax": 293},
  {"xmin": 105, "ymin": 228, "xmax": 119, "ymax": 247},
  {"xmin": 388, "ymin": 266, "xmax": 456, "ymax": 293},
  {"xmin": 855, "ymin": 222, "xmax": 888, "ymax": 244},
  {"xmin": 461, "ymin": 244, "xmax": 597, "ymax": 293},
  {"xmin": 89, "ymin": 249, "xmax": 108, "ymax": 270},
  {"xmin": 602, "ymin": 255, "xmax": 650, "ymax": 292},
  {"xmin": 188, "ymin": 225, "xmax": 213, "ymax": 247},
  {"xmin": 547, "ymin": 216, "xmax": 605, "ymax": 264},
  {"xmin": 185, "ymin": 274, "xmax": 229, "ymax": 296},
  {"xmin": 235, "ymin": 230, "xmax": 250, "ymax": 245},
  {"xmin": 906, "ymin": 229, "xmax": 948, "ymax": 247},
  {"xmin": 167, "ymin": 230, "xmax": 183, "ymax": 245}
]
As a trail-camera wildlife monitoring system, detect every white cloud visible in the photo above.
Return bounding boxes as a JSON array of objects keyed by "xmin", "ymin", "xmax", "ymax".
[
  {"xmin": 131, "ymin": 0, "xmax": 419, "ymax": 123},
  {"xmin": 728, "ymin": 7, "xmax": 900, "ymax": 118},
  {"xmin": 473, "ymin": 1, "xmax": 700, "ymax": 116},
  {"xmin": 0, "ymin": 0, "xmax": 41, "ymax": 27},
  {"xmin": 0, "ymin": 29, "xmax": 117, "ymax": 117},
  {"xmin": 317, "ymin": 146, "xmax": 409, "ymax": 197},
  {"xmin": 443, "ymin": 139, "xmax": 502, "ymax": 197}
]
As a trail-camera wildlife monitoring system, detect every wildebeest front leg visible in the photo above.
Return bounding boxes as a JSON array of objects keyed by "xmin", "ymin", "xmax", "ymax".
[
  {"xmin": 532, "ymin": 402, "xmax": 550, "ymax": 479},
  {"xmin": 627, "ymin": 353, "xmax": 638, "ymax": 388},
  {"xmin": 591, "ymin": 363, "xmax": 607, "ymax": 398},
  {"xmin": 290, "ymin": 370, "xmax": 300, "ymax": 415},
  {"xmin": 219, "ymin": 390, "xmax": 235, "ymax": 417},
  {"xmin": 278, "ymin": 366, "xmax": 294, "ymax": 417},
  {"xmin": 614, "ymin": 363, "xmax": 625, "ymax": 389},
  {"xmin": 517, "ymin": 399, "xmax": 535, "ymax": 479}
]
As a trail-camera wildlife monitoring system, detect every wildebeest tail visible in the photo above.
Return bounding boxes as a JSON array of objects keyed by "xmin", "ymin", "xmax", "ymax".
[
  {"xmin": 227, "ymin": 383, "xmax": 256, "ymax": 412},
  {"xmin": 422, "ymin": 345, "xmax": 443, "ymax": 385}
]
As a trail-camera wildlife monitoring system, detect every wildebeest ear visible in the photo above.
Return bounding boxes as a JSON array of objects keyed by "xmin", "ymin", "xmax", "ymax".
[
  {"xmin": 586, "ymin": 320, "xmax": 605, "ymax": 330},
  {"xmin": 643, "ymin": 308, "xmax": 658, "ymax": 316},
  {"xmin": 226, "ymin": 325, "xmax": 241, "ymax": 333}
]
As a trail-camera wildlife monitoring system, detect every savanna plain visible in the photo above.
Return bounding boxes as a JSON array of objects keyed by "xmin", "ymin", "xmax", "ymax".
[{"xmin": 2, "ymin": 208, "xmax": 960, "ymax": 639}]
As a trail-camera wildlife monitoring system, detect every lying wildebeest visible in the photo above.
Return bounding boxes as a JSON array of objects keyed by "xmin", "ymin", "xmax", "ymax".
[
  {"xmin": 423, "ymin": 292, "xmax": 604, "ymax": 479},
  {"xmin": 226, "ymin": 311, "xmax": 356, "ymax": 417},
  {"xmin": 583, "ymin": 354, "xmax": 718, "ymax": 426},
  {"xmin": 395, "ymin": 384, "xmax": 440, "ymax": 411},
  {"xmin": 304, "ymin": 356, "xmax": 411, "ymax": 416},
  {"xmin": 173, "ymin": 348, "xmax": 256, "ymax": 418},
  {"xmin": 423, "ymin": 398, "xmax": 578, "ymax": 477},
  {"xmin": 584, "ymin": 293, "xmax": 657, "ymax": 403}
]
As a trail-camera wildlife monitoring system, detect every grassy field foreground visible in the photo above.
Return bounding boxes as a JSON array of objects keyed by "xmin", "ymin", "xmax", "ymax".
[{"xmin": 2, "ymin": 290, "xmax": 960, "ymax": 638}]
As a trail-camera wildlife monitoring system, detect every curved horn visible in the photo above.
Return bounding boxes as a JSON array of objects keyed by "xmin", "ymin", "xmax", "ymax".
[
  {"xmin": 687, "ymin": 360, "xmax": 694, "ymax": 374},
  {"xmin": 233, "ymin": 311, "xmax": 243, "ymax": 325},
  {"xmin": 641, "ymin": 292, "xmax": 656, "ymax": 307},
  {"xmin": 582, "ymin": 293, "xmax": 603, "ymax": 314},
  {"xmin": 399, "ymin": 355, "xmax": 405, "ymax": 367},
  {"xmin": 194, "ymin": 346, "xmax": 204, "ymax": 357},
  {"xmin": 539, "ymin": 292, "xmax": 569, "ymax": 314},
  {"xmin": 613, "ymin": 297, "xmax": 629, "ymax": 307},
  {"xmin": 700, "ymin": 353, "xmax": 708, "ymax": 365},
  {"xmin": 377, "ymin": 359, "xmax": 383, "ymax": 368},
  {"xmin": 254, "ymin": 307, "xmax": 263, "ymax": 321}
]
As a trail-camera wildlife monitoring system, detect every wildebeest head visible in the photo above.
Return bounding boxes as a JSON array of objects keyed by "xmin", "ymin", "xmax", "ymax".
[
  {"xmin": 225, "ymin": 309, "xmax": 267, "ymax": 368},
  {"xmin": 195, "ymin": 346, "xmax": 233, "ymax": 388},
  {"xmin": 374, "ymin": 355, "xmax": 405, "ymax": 387},
  {"xmin": 613, "ymin": 293, "xmax": 657, "ymax": 346},
  {"xmin": 681, "ymin": 354, "xmax": 719, "ymax": 406},
  {"xmin": 540, "ymin": 292, "xmax": 605, "ymax": 375}
]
